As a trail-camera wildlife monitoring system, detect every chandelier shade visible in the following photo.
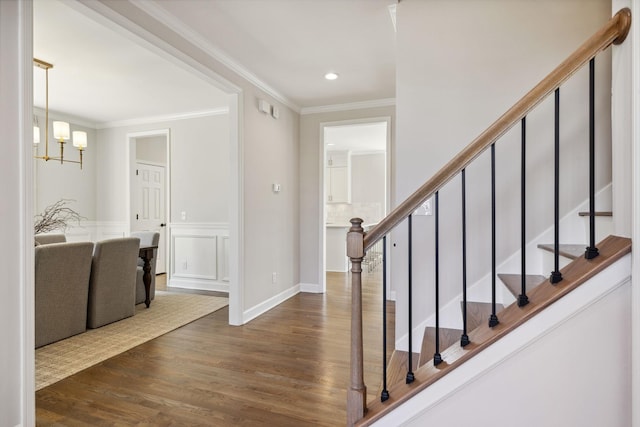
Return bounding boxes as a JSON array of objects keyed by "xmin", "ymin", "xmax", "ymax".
[
  {"xmin": 72, "ymin": 131, "xmax": 87, "ymax": 149},
  {"xmin": 53, "ymin": 121, "xmax": 70, "ymax": 141},
  {"xmin": 33, "ymin": 125, "xmax": 40, "ymax": 144}
]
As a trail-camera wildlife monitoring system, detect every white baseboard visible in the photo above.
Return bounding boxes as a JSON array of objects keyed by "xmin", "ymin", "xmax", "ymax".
[
  {"xmin": 300, "ymin": 282, "xmax": 323, "ymax": 293},
  {"xmin": 169, "ymin": 277, "xmax": 229, "ymax": 293},
  {"xmin": 243, "ymin": 284, "xmax": 300, "ymax": 324}
]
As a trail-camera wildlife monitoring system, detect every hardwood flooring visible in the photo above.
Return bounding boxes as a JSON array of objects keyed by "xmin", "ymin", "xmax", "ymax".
[{"xmin": 36, "ymin": 269, "xmax": 394, "ymax": 426}]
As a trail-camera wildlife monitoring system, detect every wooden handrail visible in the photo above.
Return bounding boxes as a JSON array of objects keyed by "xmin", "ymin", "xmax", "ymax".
[{"xmin": 363, "ymin": 7, "xmax": 631, "ymax": 251}]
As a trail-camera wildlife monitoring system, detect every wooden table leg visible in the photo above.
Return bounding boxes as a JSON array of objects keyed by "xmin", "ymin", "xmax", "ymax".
[
  {"xmin": 138, "ymin": 246, "xmax": 156, "ymax": 308},
  {"xmin": 142, "ymin": 255, "xmax": 152, "ymax": 308}
]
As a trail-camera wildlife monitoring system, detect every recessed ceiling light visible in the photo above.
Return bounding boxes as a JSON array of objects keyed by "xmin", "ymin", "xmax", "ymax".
[{"xmin": 324, "ymin": 72, "xmax": 339, "ymax": 81}]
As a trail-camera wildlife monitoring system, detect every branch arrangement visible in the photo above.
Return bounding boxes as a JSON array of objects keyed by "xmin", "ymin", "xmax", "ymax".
[{"xmin": 34, "ymin": 199, "xmax": 85, "ymax": 235}]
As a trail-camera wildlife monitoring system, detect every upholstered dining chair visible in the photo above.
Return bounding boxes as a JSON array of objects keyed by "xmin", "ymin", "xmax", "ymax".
[
  {"xmin": 131, "ymin": 231, "xmax": 160, "ymax": 305},
  {"xmin": 35, "ymin": 241, "xmax": 94, "ymax": 348},
  {"xmin": 86, "ymin": 237, "xmax": 140, "ymax": 328},
  {"xmin": 34, "ymin": 233, "xmax": 66, "ymax": 245}
]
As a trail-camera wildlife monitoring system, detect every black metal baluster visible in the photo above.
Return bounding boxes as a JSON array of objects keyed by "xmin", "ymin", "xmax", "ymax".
[
  {"xmin": 585, "ymin": 58, "xmax": 599, "ymax": 260},
  {"xmin": 489, "ymin": 144, "xmax": 499, "ymax": 327},
  {"xmin": 434, "ymin": 192, "xmax": 443, "ymax": 365},
  {"xmin": 519, "ymin": 117, "xmax": 530, "ymax": 307},
  {"xmin": 406, "ymin": 215, "xmax": 415, "ymax": 384},
  {"xmin": 550, "ymin": 88, "xmax": 563, "ymax": 284},
  {"xmin": 460, "ymin": 170, "xmax": 470, "ymax": 346},
  {"xmin": 381, "ymin": 235, "xmax": 389, "ymax": 402}
]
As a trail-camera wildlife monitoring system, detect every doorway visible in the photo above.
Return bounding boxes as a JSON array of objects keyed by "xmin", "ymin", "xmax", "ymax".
[
  {"xmin": 320, "ymin": 117, "xmax": 391, "ymax": 293},
  {"xmin": 128, "ymin": 130, "xmax": 169, "ymax": 275}
]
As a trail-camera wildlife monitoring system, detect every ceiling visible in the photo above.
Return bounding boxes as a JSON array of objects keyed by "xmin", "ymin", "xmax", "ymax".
[
  {"xmin": 33, "ymin": 0, "xmax": 230, "ymax": 125},
  {"xmin": 33, "ymin": 0, "xmax": 397, "ymax": 125}
]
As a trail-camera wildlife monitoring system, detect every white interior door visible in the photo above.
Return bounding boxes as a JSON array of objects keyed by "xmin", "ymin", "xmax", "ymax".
[{"xmin": 134, "ymin": 162, "xmax": 166, "ymax": 274}]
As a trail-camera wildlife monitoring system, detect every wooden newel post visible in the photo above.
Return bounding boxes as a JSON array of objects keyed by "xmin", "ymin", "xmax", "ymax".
[{"xmin": 347, "ymin": 217, "xmax": 366, "ymax": 426}]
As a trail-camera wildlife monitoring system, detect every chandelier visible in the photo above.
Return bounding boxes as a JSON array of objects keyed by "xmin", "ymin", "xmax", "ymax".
[{"xmin": 33, "ymin": 58, "xmax": 87, "ymax": 169}]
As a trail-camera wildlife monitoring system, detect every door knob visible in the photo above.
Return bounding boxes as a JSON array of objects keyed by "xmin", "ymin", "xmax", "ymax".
[{"xmin": 160, "ymin": 223, "xmax": 166, "ymax": 227}]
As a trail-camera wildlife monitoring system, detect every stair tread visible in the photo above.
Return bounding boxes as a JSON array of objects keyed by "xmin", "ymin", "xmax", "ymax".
[
  {"xmin": 498, "ymin": 274, "xmax": 547, "ymax": 298},
  {"xmin": 384, "ymin": 350, "xmax": 419, "ymax": 388},
  {"xmin": 418, "ymin": 327, "xmax": 462, "ymax": 367},
  {"xmin": 578, "ymin": 211, "xmax": 612, "ymax": 216},
  {"xmin": 461, "ymin": 301, "xmax": 505, "ymax": 331},
  {"xmin": 537, "ymin": 243, "xmax": 586, "ymax": 260}
]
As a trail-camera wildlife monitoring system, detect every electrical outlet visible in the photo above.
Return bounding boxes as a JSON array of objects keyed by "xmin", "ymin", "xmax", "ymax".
[
  {"xmin": 181, "ymin": 211, "xmax": 187, "ymax": 221},
  {"xmin": 272, "ymin": 272, "xmax": 277, "ymax": 284},
  {"xmin": 182, "ymin": 260, "xmax": 188, "ymax": 270}
]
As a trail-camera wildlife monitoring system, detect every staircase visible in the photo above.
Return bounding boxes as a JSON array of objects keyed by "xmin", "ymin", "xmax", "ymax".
[
  {"xmin": 368, "ymin": 215, "xmax": 628, "ymax": 423},
  {"xmin": 376, "ymin": 208, "xmax": 621, "ymax": 407},
  {"xmin": 346, "ymin": 8, "xmax": 632, "ymax": 427},
  {"xmin": 363, "ymin": 235, "xmax": 630, "ymax": 426}
]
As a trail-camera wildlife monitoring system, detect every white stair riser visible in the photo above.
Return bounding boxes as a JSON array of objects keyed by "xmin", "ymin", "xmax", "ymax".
[
  {"xmin": 581, "ymin": 215, "xmax": 613, "ymax": 244},
  {"xmin": 540, "ymin": 250, "xmax": 574, "ymax": 276}
]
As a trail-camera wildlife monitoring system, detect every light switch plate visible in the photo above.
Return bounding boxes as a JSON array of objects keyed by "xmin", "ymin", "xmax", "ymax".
[
  {"xmin": 258, "ymin": 99, "xmax": 271, "ymax": 114},
  {"xmin": 414, "ymin": 199, "xmax": 432, "ymax": 216}
]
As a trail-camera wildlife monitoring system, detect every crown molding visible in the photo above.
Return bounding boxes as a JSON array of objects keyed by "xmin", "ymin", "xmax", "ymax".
[
  {"xmin": 33, "ymin": 107, "xmax": 98, "ymax": 129},
  {"xmin": 68, "ymin": 0, "xmax": 243, "ymax": 96},
  {"xmin": 35, "ymin": 106, "xmax": 229, "ymax": 130},
  {"xmin": 130, "ymin": 0, "xmax": 301, "ymax": 113},
  {"xmin": 96, "ymin": 107, "xmax": 229, "ymax": 129},
  {"xmin": 300, "ymin": 98, "xmax": 396, "ymax": 115}
]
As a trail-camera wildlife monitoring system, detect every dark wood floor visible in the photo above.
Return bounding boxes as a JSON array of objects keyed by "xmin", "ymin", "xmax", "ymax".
[{"xmin": 36, "ymin": 269, "xmax": 394, "ymax": 426}]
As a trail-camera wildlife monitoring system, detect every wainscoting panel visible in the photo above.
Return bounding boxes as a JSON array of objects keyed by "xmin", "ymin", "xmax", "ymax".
[
  {"xmin": 221, "ymin": 236, "xmax": 230, "ymax": 282},
  {"xmin": 173, "ymin": 235, "xmax": 218, "ymax": 280},
  {"xmin": 39, "ymin": 221, "xmax": 229, "ymax": 293},
  {"xmin": 169, "ymin": 223, "xmax": 230, "ymax": 293}
]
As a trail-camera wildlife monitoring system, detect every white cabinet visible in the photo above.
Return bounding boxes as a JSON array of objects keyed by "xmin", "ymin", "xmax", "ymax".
[
  {"xmin": 326, "ymin": 150, "xmax": 351, "ymax": 203},
  {"xmin": 326, "ymin": 151, "xmax": 349, "ymax": 168}
]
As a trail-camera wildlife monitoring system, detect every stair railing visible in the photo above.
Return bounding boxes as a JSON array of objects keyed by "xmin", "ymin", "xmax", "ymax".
[{"xmin": 346, "ymin": 8, "xmax": 631, "ymax": 426}]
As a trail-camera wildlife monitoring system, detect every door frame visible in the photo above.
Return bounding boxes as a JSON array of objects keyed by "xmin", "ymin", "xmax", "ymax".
[
  {"xmin": 68, "ymin": 0, "xmax": 244, "ymax": 327},
  {"xmin": 318, "ymin": 116, "xmax": 393, "ymax": 296},
  {"xmin": 127, "ymin": 129, "xmax": 171, "ymax": 275}
]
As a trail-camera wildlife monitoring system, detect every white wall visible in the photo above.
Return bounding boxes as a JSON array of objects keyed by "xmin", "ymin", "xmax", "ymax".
[
  {"xmin": 97, "ymin": 113, "xmax": 229, "ymax": 224},
  {"xmin": 241, "ymin": 91, "xmax": 300, "ymax": 313},
  {"xmin": 351, "ymin": 152, "xmax": 386, "ymax": 223},
  {"xmin": 299, "ymin": 106, "xmax": 395, "ymax": 288},
  {"xmin": 136, "ymin": 135, "xmax": 167, "ymax": 165},
  {"xmin": 0, "ymin": 1, "xmax": 34, "ymax": 425},
  {"xmin": 33, "ymin": 112, "xmax": 97, "ymax": 221},
  {"xmin": 611, "ymin": 0, "xmax": 633, "ymax": 238},
  {"xmin": 394, "ymin": 0, "xmax": 612, "ymax": 346}
]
